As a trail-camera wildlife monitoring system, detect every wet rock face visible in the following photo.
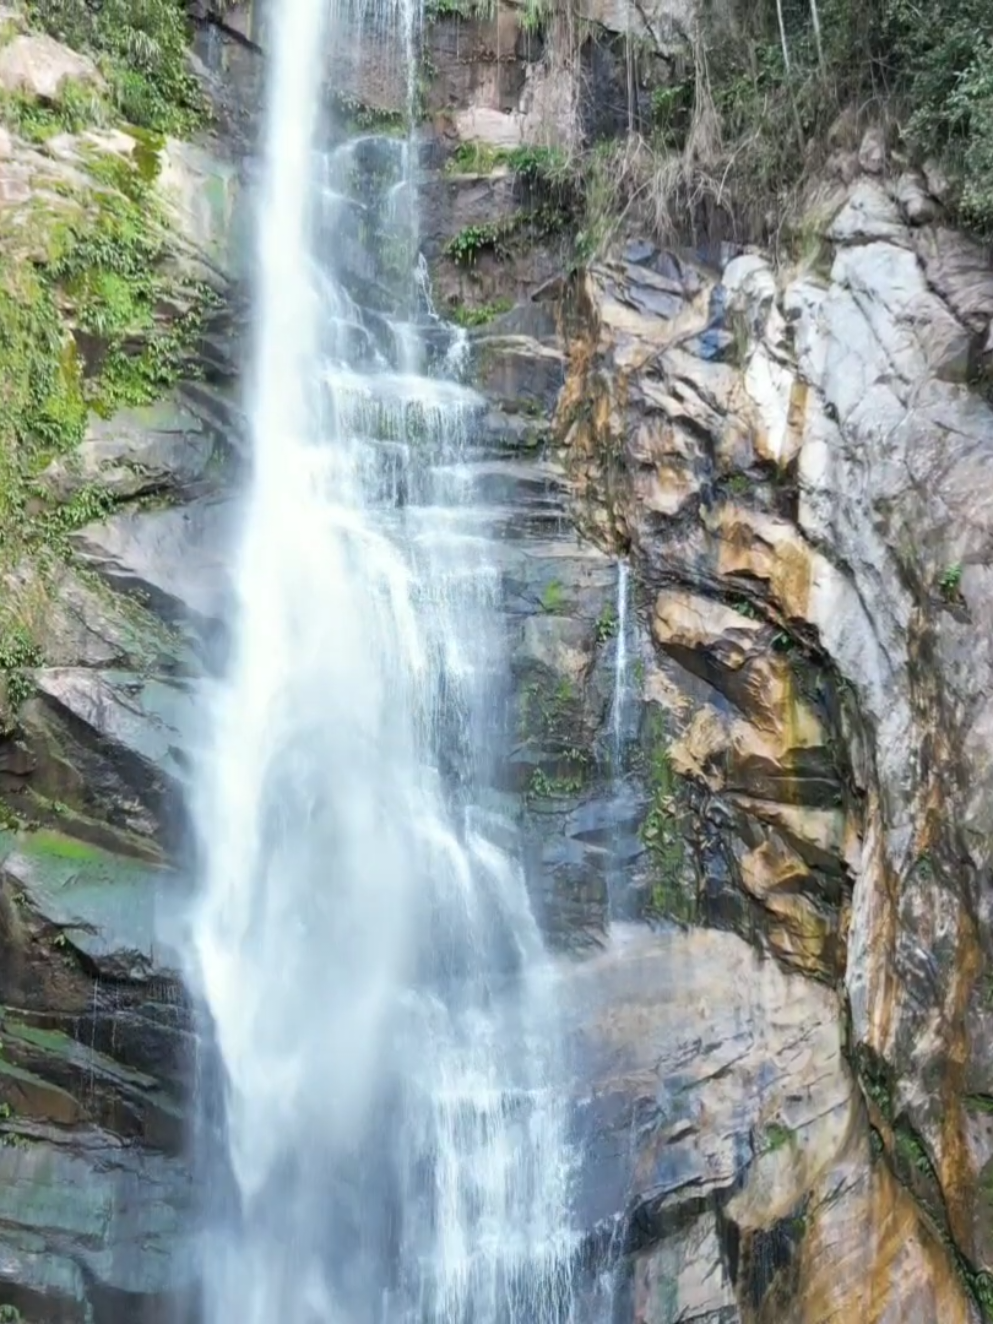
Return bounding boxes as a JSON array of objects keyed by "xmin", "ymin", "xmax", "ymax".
[
  {"xmin": 563, "ymin": 929, "xmax": 977, "ymax": 1324},
  {"xmin": 0, "ymin": 3, "xmax": 257, "ymax": 1315},
  {"xmin": 554, "ymin": 165, "xmax": 993, "ymax": 1314}
]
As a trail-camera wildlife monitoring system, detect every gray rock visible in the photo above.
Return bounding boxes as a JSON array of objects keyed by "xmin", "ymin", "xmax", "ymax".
[
  {"xmin": 40, "ymin": 398, "xmax": 215, "ymax": 504},
  {"xmin": 22, "ymin": 669, "xmax": 194, "ymax": 846},
  {"xmin": 0, "ymin": 1127, "xmax": 195, "ymax": 1309},
  {"xmin": 857, "ymin": 125, "xmax": 886, "ymax": 175},
  {"xmin": 560, "ymin": 926, "xmax": 853, "ymax": 1236},
  {"xmin": 72, "ymin": 497, "xmax": 234, "ymax": 632}
]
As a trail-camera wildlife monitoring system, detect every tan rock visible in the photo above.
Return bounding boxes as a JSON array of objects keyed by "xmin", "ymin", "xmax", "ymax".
[
  {"xmin": 858, "ymin": 125, "xmax": 887, "ymax": 175},
  {"xmin": 652, "ymin": 587, "xmax": 825, "ymax": 748},
  {"xmin": 452, "ymin": 107, "xmax": 524, "ymax": 150},
  {"xmin": 790, "ymin": 1135, "xmax": 977, "ymax": 1324},
  {"xmin": 0, "ymin": 33, "xmax": 102, "ymax": 100}
]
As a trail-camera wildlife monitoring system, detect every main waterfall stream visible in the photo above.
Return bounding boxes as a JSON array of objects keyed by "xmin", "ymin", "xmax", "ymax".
[{"xmin": 189, "ymin": 0, "xmax": 580, "ymax": 1318}]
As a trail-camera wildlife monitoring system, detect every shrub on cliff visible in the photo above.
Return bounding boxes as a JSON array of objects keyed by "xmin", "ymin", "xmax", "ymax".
[
  {"xmin": 26, "ymin": 0, "xmax": 205, "ymax": 132},
  {"xmin": 568, "ymin": 0, "xmax": 993, "ymax": 249},
  {"xmin": 701, "ymin": 0, "xmax": 993, "ymax": 236}
]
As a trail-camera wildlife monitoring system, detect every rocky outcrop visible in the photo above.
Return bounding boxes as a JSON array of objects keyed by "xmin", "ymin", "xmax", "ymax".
[
  {"xmin": 567, "ymin": 926, "xmax": 976, "ymax": 1323},
  {"xmin": 552, "ymin": 158, "xmax": 993, "ymax": 1315}
]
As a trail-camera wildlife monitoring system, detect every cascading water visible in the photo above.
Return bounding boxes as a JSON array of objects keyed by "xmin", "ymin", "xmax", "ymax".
[
  {"xmin": 609, "ymin": 561, "xmax": 630, "ymax": 766},
  {"xmin": 188, "ymin": 0, "xmax": 579, "ymax": 1319}
]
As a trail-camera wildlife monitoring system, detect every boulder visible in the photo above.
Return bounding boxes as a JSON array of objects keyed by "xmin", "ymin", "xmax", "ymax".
[
  {"xmin": 560, "ymin": 927, "xmax": 976, "ymax": 1321},
  {"xmin": 0, "ymin": 33, "xmax": 102, "ymax": 100},
  {"xmin": 72, "ymin": 498, "xmax": 235, "ymax": 633},
  {"xmin": 556, "ymin": 176, "xmax": 993, "ymax": 1292},
  {"xmin": 39, "ymin": 398, "xmax": 216, "ymax": 504},
  {"xmin": 21, "ymin": 669, "xmax": 194, "ymax": 847}
]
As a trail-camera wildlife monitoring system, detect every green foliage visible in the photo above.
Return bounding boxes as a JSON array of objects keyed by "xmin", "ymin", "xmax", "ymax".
[
  {"xmin": 0, "ymin": 1304, "xmax": 21, "ymax": 1322},
  {"xmin": 26, "ymin": 0, "xmax": 206, "ymax": 133},
  {"xmin": 939, "ymin": 562, "xmax": 964, "ymax": 600},
  {"xmin": 446, "ymin": 206, "xmax": 569, "ymax": 264},
  {"xmin": 725, "ymin": 472, "xmax": 753, "ymax": 497},
  {"xmin": 35, "ymin": 483, "xmax": 115, "ymax": 544},
  {"xmin": 727, "ymin": 593, "xmax": 761, "ymax": 620},
  {"xmin": 449, "ymin": 298, "xmax": 513, "ymax": 327},
  {"xmin": 651, "ymin": 77, "xmax": 693, "ymax": 149},
  {"xmin": 425, "ymin": 0, "xmax": 485, "ymax": 19},
  {"xmin": 772, "ymin": 629, "xmax": 797, "ymax": 653},
  {"xmin": 446, "ymin": 220, "xmax": 515, "ymax": 265},
  {"xmin": 595, "ymin": 603, "xmax": 618, "ymax": 643},
  {"xmin": 697, "ymin": 0, "xmax": 993, "ymax": 238},
  {"xmin": 0, "ymin": 147, "xmax": 215, "ymax": 722},
  {"xmin": 0, "ymin": 78, "xmax": 107, "ymax": 141},
  {"xmin": 0, "ymin": 624, "xmax": 41, "ymax": 713},
  {"xmin": 556, "ymin": 0, "xmax": 993, "ymax": 253},
  {"xmin": 519, "ymin": 674, "xmax": 581, "ymax": 749},
  {"xmin": 540, "ymin": 579, "xmax": 565, "ymax": 613},
  {"xmin": 640, "ymin": 708, "xmax": 692, "ymax": 921},
  {"xmin": 330, "ymin": 91, "xmax": 405, "ymax": 136},
  {"xmin": 519, "ymin": 0, "xmax": 549, "ymax": 33},
  {"xmin": 526, "ymin": 762, "xmax": 588, "ymax": 800},
  {"xmin": 446, "ymin": 141, "xmax": 566, "ymax": 178}
]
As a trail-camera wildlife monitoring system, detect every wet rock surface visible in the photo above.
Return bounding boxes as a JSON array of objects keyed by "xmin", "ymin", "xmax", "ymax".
[
  {"xmin": 562, "ymin": 926, "xmax": 978, "ymax": 1324},
  {"xmin": 552, "ymin": 163, "xmax": 993, "ymax": 1315}
]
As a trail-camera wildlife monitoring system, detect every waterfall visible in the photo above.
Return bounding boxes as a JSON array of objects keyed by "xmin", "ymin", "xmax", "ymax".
[
  {"xmin": 188, "ymin": 0, "xmax": 580, "ymax": 1319},
  {"xmin": 609, "ymin": 560, "xmax": 630, "ymax": 766}
]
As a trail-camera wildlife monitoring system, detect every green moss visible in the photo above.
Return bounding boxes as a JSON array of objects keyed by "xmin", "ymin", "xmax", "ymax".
[
  {"xmin": 640, "ymin": 708, "xmax": 693, "ymax": 921},
  {"xmin": 449, "ymin": 298, "xmax": 513, "ymax": 328},
  {"xmin": 21, "ymin": 828, "xmax": 108, "ymax": 862},
  {"xmin": 540, "ymin": 579, "xmax": 565, "ymax": 613},
  {"xmin": 0, "ymin": 139, "xmax": 214, "ymax": 727},
  {"xmin": 764, "ymin": 1121, "xmax": 795, "ymax": 1153}
]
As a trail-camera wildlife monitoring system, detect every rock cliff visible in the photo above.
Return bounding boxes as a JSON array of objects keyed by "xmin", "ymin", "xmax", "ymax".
[{"xmin": 0, "ymin": 0, "xmax": 991, "ymax": 1320}]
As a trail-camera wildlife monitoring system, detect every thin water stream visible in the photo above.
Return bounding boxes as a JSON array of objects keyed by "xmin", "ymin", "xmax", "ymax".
[{"xmin": 188, "ymin": 0, "xmax": 580, "ymax": 1319}]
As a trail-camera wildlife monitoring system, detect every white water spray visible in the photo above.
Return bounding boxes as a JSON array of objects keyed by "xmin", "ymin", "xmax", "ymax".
[{"xmin": 189, "ymin": 0, "xmax": 579, "ymax": 1318}]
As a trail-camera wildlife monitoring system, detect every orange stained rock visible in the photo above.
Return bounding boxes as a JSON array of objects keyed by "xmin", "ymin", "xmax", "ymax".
[{"xmin": 790, "ymin": 1153, "xmax": 975, "ymax": 1324}]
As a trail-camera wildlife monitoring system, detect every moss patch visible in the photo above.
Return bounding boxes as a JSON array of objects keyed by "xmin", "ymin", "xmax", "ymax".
[{"xmin": 639, "ymin": 708, "xmax": 694, "ymax": 922}]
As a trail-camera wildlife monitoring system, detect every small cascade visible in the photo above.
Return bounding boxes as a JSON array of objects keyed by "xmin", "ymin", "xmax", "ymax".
[
  {"xmin": 609, "ymin": 560, "xmax": 630, "ymax": 767},
  {"xmin": 606, "ymin": 560, "xmax": 632, "ymax": 921}
]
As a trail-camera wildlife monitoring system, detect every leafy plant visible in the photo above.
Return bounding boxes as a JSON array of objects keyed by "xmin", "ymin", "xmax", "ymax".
[
  {"xmin": 939, "ymin": 562, "xmax": 964, "ymax": 600},
  {"xmin": 595, "ymin": 603, "xmax": 618, "ymax": 642}
]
